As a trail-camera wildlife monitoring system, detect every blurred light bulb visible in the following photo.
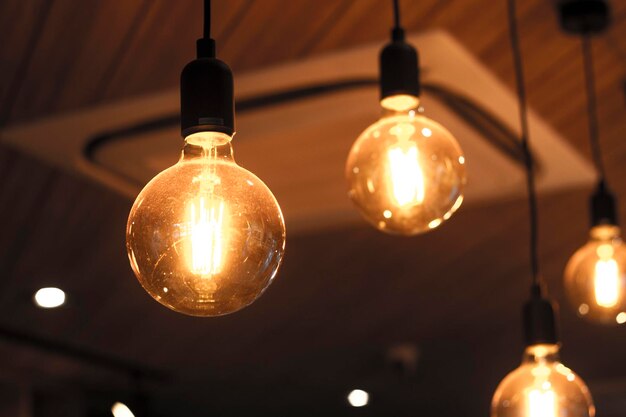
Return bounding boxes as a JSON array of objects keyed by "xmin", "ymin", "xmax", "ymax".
[
  {"xmin": 346, "ymin": 97, "xmax": 466, "ymax": 235},
  {"xmin": 111, "ymin": 402, "xmax": 135, "ymax": 417},
  {"xmin": 491, "ymin": 344, "xmax": 594, "ymax": 417},
  {"xmin": 564, "ymin": 225, "xmax": 626, "ymax": 325},
  {"xmin": 126, "ymin": 132, "xmax": 286, "ymax": 317},
  {"xmin": 33, "ymin": 287, "xmax": 66, "ymax": 308},
  {"xmin": 347, "ymin": 389, "xmax": 369, "ymax": 407}
]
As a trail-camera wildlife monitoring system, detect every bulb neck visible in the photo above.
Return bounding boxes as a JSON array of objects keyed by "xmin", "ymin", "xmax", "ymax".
[
  {"xmin": 589, "ymin": 224, "xmax": 621, "ymax": 242},
  {"xmin": 182, "ymin": 132, "xmax": 234, "ymax": 162},
  {"xmin": 522, "ymin": 343, "xmax": 561, "ymax": 364},
  {"xmin": 380, "ymin": 95, "xmax": 420, "ymax": 115}
]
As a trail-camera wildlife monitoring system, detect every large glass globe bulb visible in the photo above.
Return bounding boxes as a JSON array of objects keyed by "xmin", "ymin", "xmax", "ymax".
[
  {"xmin": 126, "ymin": 132, "xmax": 286, "ymax": 317},
  {"xmin": 345, "ymin": 104, "xmax": 466, "ymax": 235},
  {"xmin": 491, "ymin": 344, "xmax": 594, "ymax": 417},
  {"xmin": 564, "ymin": 224, "xmax": 626, "ymax": 325}
]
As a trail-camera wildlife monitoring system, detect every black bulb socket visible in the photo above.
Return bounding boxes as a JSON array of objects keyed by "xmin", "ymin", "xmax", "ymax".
[
  {"xmin": 590, "ymin": 180, "xmax": 618, "ymax": 227},
  {"xmin": 523, "ymin": 289, "xmax": 558, "ymax": 346},
  {"xmin": 180, "ymin": 39, "xmax": 235, "ymax": 138},
  {"xmin": 379, "ymin": 28, "xmax": 420, "ymax": 102},
  {"xmin": 556, "ymin": 0, "xmax": 611, "ymax": 35}
]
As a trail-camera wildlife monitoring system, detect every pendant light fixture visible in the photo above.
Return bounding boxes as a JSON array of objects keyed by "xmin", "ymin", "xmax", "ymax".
[
  {"xmin": 491, "ymin": 2, "xmax": 595, "ymax": 416},
  {"xmin": 126, "ymin": 0, "xmax": 286, "ymax": 317},
  {"xmin": 345, "ymin": 0, "xmax": 466, "ymax": 236},
  {"xmin": 556, "ymin": 1, "xmax": 626, "ymax": 325}
]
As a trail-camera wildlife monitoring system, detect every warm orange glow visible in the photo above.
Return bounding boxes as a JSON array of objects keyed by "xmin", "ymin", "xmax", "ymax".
[
  {"xmin": 491, "ymin": 344, "xmax": 594, "ymax": 417},
  {"xmin": 126, "ymin": 132, "xmax": 285, "ymax": 316},
  {"xmin": 186, "ymin": 196, "xmax": 227, "ymax": 276},
  {"xmin": 528, "ymin": 387, "xmax": 557, "ymax": 417},
  {"xmin": 345, "ymin": 111, "xmax": 466, "ymax": 236},
  {"xmin": 594, "ymin": 244, "xmax": 619, "ymax": 308},
  {"xmin": 387, "ymin": 142, "xmax": 425, "ymax": 207},
  {"xmin": 564, "ymin": 225, "xmax": 626, "ymax": 324}
]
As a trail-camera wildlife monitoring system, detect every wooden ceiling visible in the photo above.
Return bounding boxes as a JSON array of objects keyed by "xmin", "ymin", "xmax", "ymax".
[{"xmin": 1, "ymin": 1, "xmax": 626, "ymax": 416}]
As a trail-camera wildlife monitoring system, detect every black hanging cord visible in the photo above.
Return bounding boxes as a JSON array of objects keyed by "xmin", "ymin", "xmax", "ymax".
[
  {"xmin": 391, "ymin": 0, "xmax": 405, "ymax": 41},
  {"xmin": 581, "ymin": 36, "xmax": 607, "ymax": 182},
  {"xmin": 507, "ymin": 0, "xmax": 541, "ymax": 293},
  {"xmin": 393, "ymin": 0, "xmax": 401, "ymax": 29},
  {"xmin": 204, "ymin": 0, "xmax": 211, "ymax": 39},
  {"xmin": 197, "ymin": 0, "xmax": 216, "ymax": 58}
]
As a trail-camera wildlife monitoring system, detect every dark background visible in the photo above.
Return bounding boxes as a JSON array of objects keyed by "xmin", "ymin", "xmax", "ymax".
[{"xmin": 1, "ymin": 0, "xmax": 626, "ymax": 416}]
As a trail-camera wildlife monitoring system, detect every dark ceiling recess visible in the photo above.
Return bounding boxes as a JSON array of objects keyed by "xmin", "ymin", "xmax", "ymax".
[{"xmin": 83, "ymin": 80, "xmax": 530, "ymax": 187}]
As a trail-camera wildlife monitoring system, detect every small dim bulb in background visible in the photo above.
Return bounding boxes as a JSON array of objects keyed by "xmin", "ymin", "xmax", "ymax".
[
  {"xmin": 346, "ymin": 96, "xmax": 466, "ymax": 235},
  {"xmin": 33, "ymin": 287, "xmax": 66, "ymax": 309},
  {"xmin": 111, "ymin": 402, "xmax": 135, "ymax": 417},
  {"xmin": 565, "ymin": 224, "xmax": 626, "ymax": 325},
  {"xmin": 126, "ymin": 132, "xmax": 285, "ymax": 317},
  {"xmin": 491, "ymin": 344, "xmax": 594, "ymax": 417},
  {"xmin": 347, "ymin": 389, "xmax": 369, "ymax": 407}
]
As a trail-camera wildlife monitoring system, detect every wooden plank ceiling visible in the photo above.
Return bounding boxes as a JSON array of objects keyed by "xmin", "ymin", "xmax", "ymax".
[{"xmin": 1, "ymin": 1, "xmax": 626, "ymax": 416}]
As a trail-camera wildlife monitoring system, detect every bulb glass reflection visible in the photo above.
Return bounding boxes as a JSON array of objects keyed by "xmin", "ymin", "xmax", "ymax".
[
  {"xmin": 491, "ymin": 344, "xmax": 594, "ymax": 417},
  {"xmin": 126, "ymin": 132, "xmax": 285, "ymax": 317},
  {"xmin": 346, "ymin": 96, "xmax": 466, "ymax": 235},
  {"xmin": 565, "ymin": 225, "xmax": 626, "ymax": 324}
]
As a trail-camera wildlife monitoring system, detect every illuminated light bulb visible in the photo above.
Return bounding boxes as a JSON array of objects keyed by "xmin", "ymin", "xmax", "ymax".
[
  {"xmin": 564, "ymin": 225, "xmax": 626, "ymax": 325},
  {"xmin": 111, "ymin": 402, "xmax": 135, "ymax": 417},
  {"xmin": 346, "ymin": 98, "xmax": 466, "ymax": 235},
  {"xmin": 33, "ymin": 287, "xmax": 66, "ymax": 308},
  {"xmin": 347, "ymin": 389, "xmax": 369, "ymax": 407},
  {"xmin": 126, "ymin": 132, "xmax": 285, "ymax": 317},
  {"xmin": 491, "ymin": 344, "xmax": 594, "ymax": 417}
]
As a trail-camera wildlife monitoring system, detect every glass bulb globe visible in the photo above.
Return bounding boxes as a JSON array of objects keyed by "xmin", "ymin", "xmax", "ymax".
[
  {"xmin": 564, "ymin": 225, "xmax": 626, "ymax": 325},
  {"xmin": 126, "ymin": 132, "xmax": 286, "ymax": 317},
  {"xmin": 491, "ymin": 344, "xmax": 594, "ymax": 417},
  {"xmin": 345, "ymin": 100, "xmax": 466, "ymax": 235}
]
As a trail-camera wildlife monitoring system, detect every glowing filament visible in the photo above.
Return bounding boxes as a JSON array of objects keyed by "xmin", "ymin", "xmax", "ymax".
[
  {"xmin": 387, "ymin": 144, "xmax": 425, "ymax": 207},
  {"xmin": 528, "ymin": 388, "xmax": 557, "ymax": 417},
  {"xmin": 594, "ymin": 246, "xmax": 620, "ymax": 308},
  {"xmin": 187, "ymin": 196, "xmax": 226, "ymax": 276},
  {"xmin": 386, "ymin": 122, "xmax": 425, "ymax": 208}
]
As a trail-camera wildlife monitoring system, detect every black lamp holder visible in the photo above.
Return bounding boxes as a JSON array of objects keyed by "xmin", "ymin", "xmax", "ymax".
[
  {"xmin": 180, "ymin": 0, "xmax": 235, "ymax": 138},
  {"xmin": 523, "ymin": 285, "xmax": 558, "ymax": 345},
  {"xmin": 556, "ymin": 0, "xmax": 611, "ymax": 35},
  {"xmin": 379, "ymin": 0, "xmax": 420, "ymax": 102},
  {"xmin": 591, "ymin": 180, "xmax": 618, "ymax": 227}
]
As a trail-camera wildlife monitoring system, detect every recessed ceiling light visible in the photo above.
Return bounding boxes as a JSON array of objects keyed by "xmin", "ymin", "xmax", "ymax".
[
  {"xmin": 111, "ymin": 402, "xmax": 135, "ymax": 417},
  {"xmin": 33, "ymin": 287, "xmax": 66, "ymax": 309},
  {"xmin": 347, "ymin": 389, "xmax": 369, "ymax": 407}
]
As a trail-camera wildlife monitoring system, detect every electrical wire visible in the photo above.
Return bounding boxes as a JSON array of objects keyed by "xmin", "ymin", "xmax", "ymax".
[
  {"xmin": 393, "ymin": 0, "xmax": 401, "ymax": 30},
  {"xmin": 582, "ymin": 36, "xmax": 608, "ymax": 183},
  {"xmin": 507, "ymin": 0, "xmax": 541, "ymax": 292},
  {"xmin": 204, "ymin": 0, "xmax": 211, "ymax": 40},
  {"xmin": 391, "ymin": 0, "xmax": 405, "ymax": 41}
]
